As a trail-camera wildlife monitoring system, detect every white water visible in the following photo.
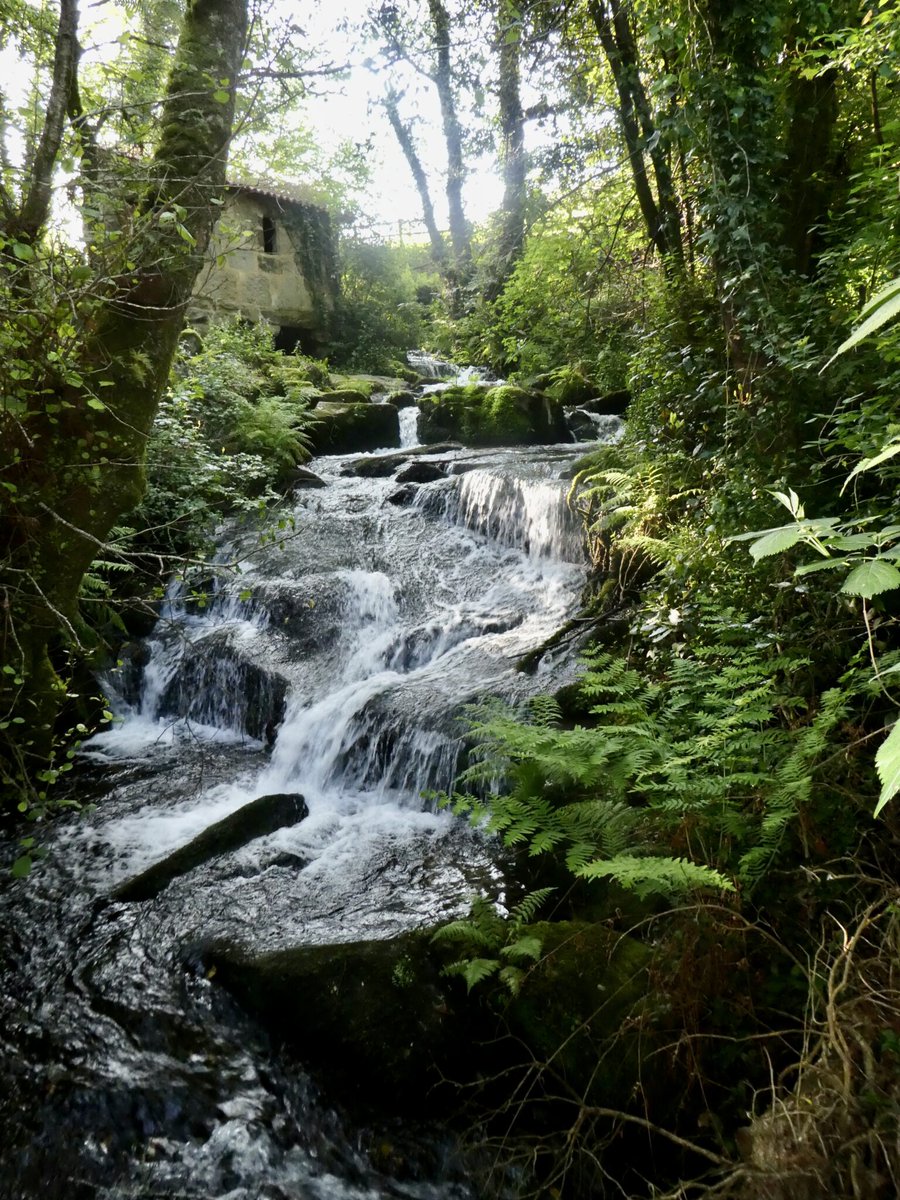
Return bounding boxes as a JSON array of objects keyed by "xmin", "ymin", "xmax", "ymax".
[
  {"xmin": 80, "ymin": 444, "xmax": 588, "ymax": 901},
  {"xmin": 2, "ymin": 410, "xmax": 627, "ymax": 1198},
  {"xmin": 399, "ymin": 405, "xmax": 421, "ymax": 447}
]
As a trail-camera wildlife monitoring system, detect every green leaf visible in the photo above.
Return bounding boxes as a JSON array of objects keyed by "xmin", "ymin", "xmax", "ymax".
[
  {"xmin": 86, "ymin": 397, "xmax": 106, "ymax": 411},
  {"xmin": 12, "ymin": 242, "xmax": 34, "ymax": 260},
  {"xmin": 842, "ymin": 441, "xmax": 900, "ymax": 493},
  {"xmin": 463, "ymin": 958, "xmax": 499, "ymax": 992},
  {"xmin": 874, "ymin": 720, "xmax": 900, "ymax": 817},
  {"xmin": 212, "ymin": 88, "xmax": 230, "ymax": 103},
  {"xmin": 840, "ymin": 559, "xmax": 900, "ymax": 598},
  {"xmin": 794, "ymin": 559, "xmax": 848, "ymax": 576},
  {"xmin": 749, "ymin": 526, "xmax": 804, "ymax": 561},
  {"xmin": 500, "ymin": 935, "xmax": 543, "ymax": 962},
  {"xmin": 830, "ymin": 278, "xmax": 900, "ymax": 361},
  {"xmin": 11, "ymin": 855, "xmax": 32, "ymax": 878}
]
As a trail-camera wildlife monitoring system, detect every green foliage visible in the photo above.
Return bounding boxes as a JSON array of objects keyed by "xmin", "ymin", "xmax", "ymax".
[
  {"xmin": 332, "ymin": 240, "xmax": 435, "ymax": 373},
  {"xmin": 447, "ymin": 637, "xmax": 846, "ymax": 896},
  {"xmin": 129, "ymin": 321, "xmax": 318, "ymax": 557},
  {"xmin": 432, "ymin": 889, "xmax": 554, "ymax": 995},
  {"xmin": 451, "ymin": 185, "xmax": 642, "ymax": 382}
]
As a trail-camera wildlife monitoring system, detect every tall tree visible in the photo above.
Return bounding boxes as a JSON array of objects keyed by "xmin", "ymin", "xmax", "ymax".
[
  {"xmin": 426, "ymin": 0, "xmax": 471, "ymax": 274},
  {"xmin": 0, "ymin": 0, "xmax": 249, "ymax": 797},
  {"xmin": 489, "ymin": 0, "xmax": 527, "ymax": 294},
  {"xmin": 383, "ymin": 88, "xmax": 448, "ymax": 264}
]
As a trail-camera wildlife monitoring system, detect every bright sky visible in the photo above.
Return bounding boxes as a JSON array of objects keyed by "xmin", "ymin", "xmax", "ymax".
[
  {"xmin": 297, "ymin": 0, "xmax": 506, "ymax": 233},
  {"xmin": 0, "ymin": 0, "xmax": 507, "ymax": 238}
]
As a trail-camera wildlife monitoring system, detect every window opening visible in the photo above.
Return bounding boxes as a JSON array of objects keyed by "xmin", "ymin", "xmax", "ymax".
[{"xmin": 261, "ymin": 215, "xmax": 277, "ymax": 254}]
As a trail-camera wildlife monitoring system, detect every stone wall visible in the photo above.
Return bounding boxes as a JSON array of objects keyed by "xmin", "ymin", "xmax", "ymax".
[{"xmin": 191, "ymin": 188, "xmax": 339, "ymax": 349}]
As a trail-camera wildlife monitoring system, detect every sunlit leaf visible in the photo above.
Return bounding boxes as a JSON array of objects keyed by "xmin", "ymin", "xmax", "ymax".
[
  {"xmin": 874, "ymin": 720, "xmax": 900, "ymax": 817},
  {"xmin": 840, "ymin": 559, "xmax": 900, "ymax": 598},
  {"xmin": 749, "ymin": 526, "xmax": 804, "ymax": 561}
]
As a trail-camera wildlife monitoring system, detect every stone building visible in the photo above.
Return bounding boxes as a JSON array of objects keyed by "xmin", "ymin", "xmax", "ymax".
[{"xmin": 191, "ymin": 180, "xmax": 339, "ymax": 352}]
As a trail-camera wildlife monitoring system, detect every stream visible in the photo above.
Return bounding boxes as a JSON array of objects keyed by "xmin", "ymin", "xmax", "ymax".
[{"xmin": 0, "ymin": 370, "xmax": 623, "ymax": 1199}]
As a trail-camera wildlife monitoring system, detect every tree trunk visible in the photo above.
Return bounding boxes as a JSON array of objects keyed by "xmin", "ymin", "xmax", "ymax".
[
  {"xmin": 1, "ymin": 0, "xmax": 248, "ymax": 795},
  {"xmin": 487, "ymin": 0, "xmax": 526, "ymax": 298},
  {"xmin": 587, "ymin": 0, "xmax": 682, "ymax": 268},
  {"xmin": 384, "ymin": 90, "xmax": 448, "ymax": 267},
  {"xmin": 427, "ymin": 0, "xmax": 471, "ymax": 278}
]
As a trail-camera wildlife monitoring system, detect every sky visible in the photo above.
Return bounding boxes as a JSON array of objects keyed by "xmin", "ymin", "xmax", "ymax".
[
  {"xmin": 0, "ymin": 0, "xmax": 508, "ymax": 238},
  {"xmin": 283, "ymin": 0, "xmax": 506, "ymax": 234}
]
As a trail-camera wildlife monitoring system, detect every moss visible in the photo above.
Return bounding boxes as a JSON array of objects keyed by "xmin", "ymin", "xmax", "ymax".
[
  {"xmin": 307, "ymin": 401, "xmax": 400, "ymax": 454},
  {"xmin": 418, "ymin": 384, "xmax": 567, "ymax": 446}
]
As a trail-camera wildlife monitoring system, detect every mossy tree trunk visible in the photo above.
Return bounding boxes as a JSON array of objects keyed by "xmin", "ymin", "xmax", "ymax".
[{"xmin": 0, "ymin": 0, "xmax": 248, "ymax": 800}]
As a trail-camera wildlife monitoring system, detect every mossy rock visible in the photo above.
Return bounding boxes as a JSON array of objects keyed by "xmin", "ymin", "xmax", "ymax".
[
  {"xmin": 320, "ymin": 387, "xmax": 372, "ymax": 405},
  {"xmin": 503, "ymin": 921, "xmax": 651, "ymax": 1102},
  {"xmin": 308, "ymin": 401, "xmax": 400, "ymax": 455},
  {"xmin": 418, "ymin": 384, "xmax": 567, "ymax": 447},
  {"xmin": 327, "ymin": 374, "xmax": 382, "ymax": 398},
  {"xmin": 206, "ymin": 930, "xmax": 474, "ymax": 1117},
  {"xmin": 533, "ymin": 369, "xmax": 598, "ymax": 407}
]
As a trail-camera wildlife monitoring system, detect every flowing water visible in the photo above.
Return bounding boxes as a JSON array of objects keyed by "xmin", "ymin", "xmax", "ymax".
[{"xmin": 0, "ymin": 372, "xmax": 623, "ymax": 1199}]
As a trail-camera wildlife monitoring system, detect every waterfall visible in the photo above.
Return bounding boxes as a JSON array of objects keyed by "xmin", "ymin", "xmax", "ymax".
[
  {"xmin": 0, "ymin": 423, "xmax": 608, "ymax": 1199},
  {"xmin": 399, "ymin": 405, "xmax": 421, "ymax": 447}
]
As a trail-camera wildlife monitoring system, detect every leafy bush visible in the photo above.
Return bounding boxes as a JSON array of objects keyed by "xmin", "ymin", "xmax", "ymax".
[
  {"xmin": 332, "ymin": 240, "xmax": 436, "ymax": 373},
  {"xmin": 128, "ymin": 320, "xmax": 318, "ymax": 557}
]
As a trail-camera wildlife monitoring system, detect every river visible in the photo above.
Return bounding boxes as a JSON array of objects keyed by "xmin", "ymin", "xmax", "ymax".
[{"xmin": 0, "ymin": 378, "xmax": 622, "ymax": 1199}]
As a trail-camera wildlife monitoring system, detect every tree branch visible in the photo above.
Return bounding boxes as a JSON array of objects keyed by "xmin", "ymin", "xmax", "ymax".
[{"xmin": 17, "ymin": 0, "xmax": 79, "ymax": 241}]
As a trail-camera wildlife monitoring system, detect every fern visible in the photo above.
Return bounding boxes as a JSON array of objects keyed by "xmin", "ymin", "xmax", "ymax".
[
  {"xmin": 446, "ymin": 636, "xmax": 840, "ymax": 899},
  {"xmin": 432, "ymin": 890, "xmax": 554, "ymax": 996}
]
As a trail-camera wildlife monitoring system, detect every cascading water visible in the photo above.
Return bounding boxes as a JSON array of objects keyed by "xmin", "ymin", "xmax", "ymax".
[{"xmin": 0, "ymin": 379, "xmax": 624, "ymax": 1199}]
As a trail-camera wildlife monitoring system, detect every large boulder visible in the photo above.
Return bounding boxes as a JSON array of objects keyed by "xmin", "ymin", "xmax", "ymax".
[
  {"xmin": 418, "ymin": 384, "xmax": 567, "ymax": 447},
  {"xmin": 206, "ymin": 918, "xmax": 652, "ymax": 1123},
  {"xmin": 205, "ymin": 930, "xmax": 473, "ymax": 1117},
  {"xmin": 112, "ymin": 793, "xmax": 308, "ymax": 902},
  {"xmin": 308, "ymin": 401, "xmax": 401, "ymax": 455}
]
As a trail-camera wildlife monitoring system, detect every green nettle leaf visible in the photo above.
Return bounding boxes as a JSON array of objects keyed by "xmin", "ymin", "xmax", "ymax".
[
  {"xmin": 830, "ymin": 276, "xmax": 900, "ymax": 361},
  {"xmin": 840, "ymin": 559, "xmax": 900, "ymax": 599},
  {"xmin": 750, "ymin": 526, "xmax": 804, "ymax": 561},
  {"xmin": 794, "ymin": 559, "xmax": 847, "ymax": 577},
  {"xmin": 842, "ymin": 440, "xmax": 900, "ymax": 492},
  {"xmin": 874, "ymin": 720, "xmax": 900, "ymax": 817}
]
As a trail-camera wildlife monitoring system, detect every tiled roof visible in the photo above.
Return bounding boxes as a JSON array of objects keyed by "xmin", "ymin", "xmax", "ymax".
[{"xmin": 226, "ymin": 178, "xmax": 322, "ymax": 208}]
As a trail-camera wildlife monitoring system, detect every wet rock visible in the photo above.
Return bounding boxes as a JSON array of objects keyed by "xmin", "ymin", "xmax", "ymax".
[
  {"xmin": 342, "ymin": 442, "xmax": 462, "ymax": 477},
  {"xmin": 156, "ymin": 636, "xmax": 287, "ymax": 742},
  {"xmin": 384, "ymin": 389, "xmax": 417, "ymax": 408},
  {"xmin": 579, "ymin": 389, "xmax": 631, "ymax": 415},
  {"xmin": 112, "ymin": 793, "xmax": 308, "ymax": 902},
  {"xmin": 282, "ymin": 465, "xmax": 326, "ymax": 489},
  {"xmin": 566, "ymin": 408, "xmax": 598, "ymax": 441},
  {"xmin": 206, "ymin": 930, "xmax": 471, "ymax": 1117},
  {"xmin": 307, "ymin": 402, "xmax": 400, "ymax": 455},
  {"xmin": 385, "ymin": 484, "xmax": 418, "ymax": 507},
  {"xmin": 418, "ymin": 384, "xmax": 568, "ymax": 447},
  {"xmin": 394, "ymin": 461, "xmax": 446, "ymax": 484}
]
